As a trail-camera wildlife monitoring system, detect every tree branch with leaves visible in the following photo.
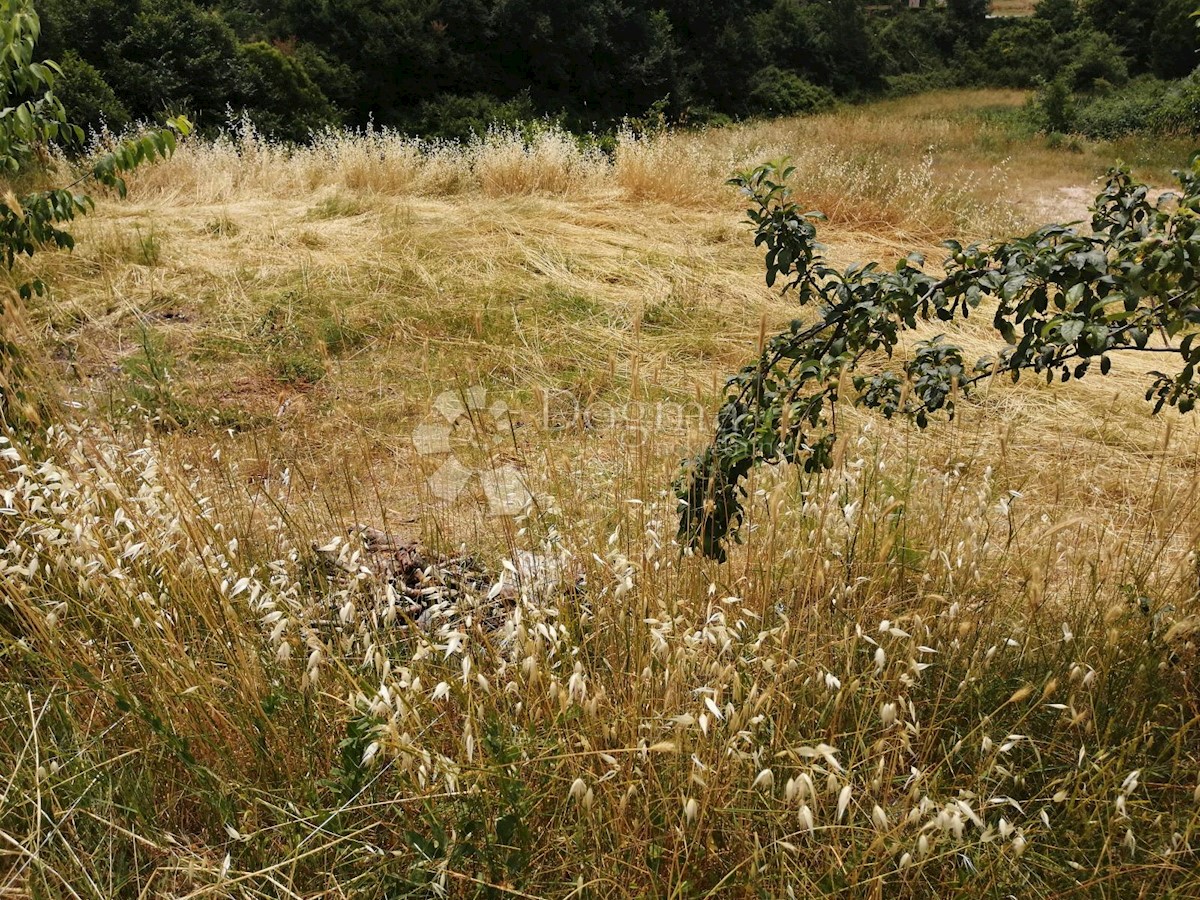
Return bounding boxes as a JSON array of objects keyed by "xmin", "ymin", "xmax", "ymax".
[
  {"xmin": 677, "ymin": 156, "xmax": 1200, "ymax": 560},
  {"xmin": 0, "ymin": 0, "xmax": 190, "ymax": 435}
]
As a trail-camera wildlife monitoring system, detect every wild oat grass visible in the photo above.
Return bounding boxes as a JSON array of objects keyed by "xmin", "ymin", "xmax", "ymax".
[{"xmin": 2, "ymin": 91, "xmax": 1200, "ymax": 896}]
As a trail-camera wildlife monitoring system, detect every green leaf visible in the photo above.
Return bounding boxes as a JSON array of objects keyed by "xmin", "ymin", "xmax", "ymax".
[{"xmin": 1059, "ymin": 320, "xmax": 1084, "ymax": 343}]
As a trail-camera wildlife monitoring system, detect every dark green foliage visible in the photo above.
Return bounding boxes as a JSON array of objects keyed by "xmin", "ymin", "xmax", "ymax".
[
  {"xmin": 1032, "ymin": 0, "xmax": 1077, "ymax": 33},
  {"xmin": 747, "ymin": 68, "xmax": 835, "ymax": 117},
  {"xmin": 945, "ymin": 0, "xmax": 989, "ymax": 43},
  {"xmin": 26, "ymin": 0, "xmax": 1200, "ymax": 140},
  {"xmin": 485, "ymin": 0, "xmax": 681, "ymax": 124},
  {"xmin": 1081, "ymin": 0, "xmax": 1158, "ymax": 70},
  {"xmin": 1150, "ymin": 0, "xmax": 1200, "ymax": 78},
  {"xmin": 1067, "ymin": 28, "xmax": 1129, "ymax": 93},
  {"xmin": 104, "ymin": 0, "xmax": 244, "ymax": 129},
  {"xmin": 1030, "ymin": 75, "xmax": 1200, "ymax": 139},
  {"xmin": 1072, "ymin": 77, "xmax": 1173, "ymax": 138},
  {"xmin": 238, "ymin": 41, "xmax": 338, "ymax": 142},
  {"xmin": 980, "ymin": 19, "xmax": 1058, "ymax": 88},
  {"xmin": 36, "ymin": 0, "xmax": 139, "ymax": 61},
  {"xmin": 1080, "ymin": 0, "xmax": 1198, "ymax": 77},
  {"xmin": 7, "ymin": 0, "xmax": 999, "ymax": 139},
  {"xmin": 289, "ymin": 42, "xmax": 358, "ymax": 119},
  {"xmin": 405, "ymin": 92, "xmax": 539, "ymax": 142},
  {"xmin": 754, "ymin": 0, "xmax": 881, "ymax": 97},
  {"xmin": 52, "ymin": 52, "xmax": 130, "ymax": 133},
  {"xmin": 1031, "ymin": 77, "xmax": 1076, "ymax": 133},
  {"xmin": 679, "ymin": 156, "xmax": 1200, "ymax": 558},
  {"xmin": 1155, "ymin": 73, "xmax": 1200, "ymax": 133},
  {"xmin": 236, "ymin": 0, "xmax": 441, "ymax": 123}
]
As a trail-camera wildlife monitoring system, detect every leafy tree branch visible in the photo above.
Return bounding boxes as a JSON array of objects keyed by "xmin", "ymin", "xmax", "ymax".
[
  {"xmin": 677, "ymin": 156, "xmax": 1200, "ymax": 560},
  {"xmin": 1, "ymin": 0, "xmax": 189, "ymax": 434}
]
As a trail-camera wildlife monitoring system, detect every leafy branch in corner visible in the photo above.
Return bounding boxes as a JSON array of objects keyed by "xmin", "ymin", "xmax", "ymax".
[
  {"xmin": 677, "ymin": 156, "xmax": 1200, "ymax": 560},
  {"xmin": 1, "ymin": 0, "xmax": 190, "ymax": 434}
]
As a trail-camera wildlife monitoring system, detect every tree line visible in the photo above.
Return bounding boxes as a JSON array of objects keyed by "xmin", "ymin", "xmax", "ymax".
[{"xmin": 34, "ymin": 0, "xmax": 1200, "ymax": 142}]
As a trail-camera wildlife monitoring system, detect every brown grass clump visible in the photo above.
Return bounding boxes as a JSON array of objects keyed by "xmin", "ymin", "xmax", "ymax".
[{"xmin": 3, "ymin": 90, "xmax": 1200, "ymax": 896}]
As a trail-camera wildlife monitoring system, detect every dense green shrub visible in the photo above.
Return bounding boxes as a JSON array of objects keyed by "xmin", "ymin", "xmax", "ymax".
[
  {"xmin": 53, "ymin": 52, "xmax": 130, "ymax": 134},
  {"xmin": 1072, "ymin": 77, "xmax": 1171, "ymax": 138},
  {"xmin": 1154, "ymin": 74, "xmax": 1200, "ymax": 133},
  {"xmin": 1066, "ymin": 28, "xmax": 1129, "ymax": 93},
  {"xmin": 25, "ymin": 0, "xmax": 1200, "ymax": 141},
  {"xmin": 1151, "ymin": 0, "xmax": 1200, "ymax": 78},
  {"xmin": 36, "ymin": 0, "xmax": 138, "ymax": 61},
  {"xmin": 1032, "ymin": 0, "xmax": 1078, "ymax": 33},
  {"xmin": 979, "ymin": 19, "xmax": 1058, "ymax": 88},
  {"xmin": 882, "ymin": 70, "xmax": 959, "ymax": 98},
  {"xmin": 405, "ymin": 92, "xmax": 539, "ymax": 143},
  {"xmin": 747, "ymin": 68, "xmax": 835, "ymax": 117},
  {"xmin": 104, "ymin": 0, "xmax": 244, "ymax": 130},
  {"xmin": 239, "ymin": 41, "xmax": 338, "ymax": 142},
  {"xmin": 1030, "ymin": 77, "xmax": 1075, "ymax": 133},
  {"xmin": 753, "ymin": 0, "xmax": 881, "ymax": 96},
  {"xmin": 1028, "ymin": 74, "xmax": 1200, "ymax": 139}
]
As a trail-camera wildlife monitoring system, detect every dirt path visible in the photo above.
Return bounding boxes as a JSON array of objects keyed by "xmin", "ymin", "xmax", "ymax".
[
  {"xmin": 1023, "ymin": 183, "xmax": 1174, "ymax": 228},
  {"xmin": 1024, "ymin": 185, "xmax": 1097, "ymax": 225}
]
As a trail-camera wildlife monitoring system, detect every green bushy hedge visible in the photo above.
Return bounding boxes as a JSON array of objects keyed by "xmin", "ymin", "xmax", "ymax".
[
  {"xmin": 1032, "ymin": 74, "xmax": 1200, "ymax": 139},
  {"xmin": 747, "ymin": 67, "xmax": 836, "ymax": 117}
]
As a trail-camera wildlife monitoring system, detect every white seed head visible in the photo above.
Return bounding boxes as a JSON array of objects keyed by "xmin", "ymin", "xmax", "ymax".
[
  {"xmin": 872, "ymin": 804, "xmax": 888, "ymax": 831},
  {"xmin": 837, "ymin": 784, "xmax": 852, "ymax": 822},
  {"xmin": 683, "ymin": 797, "xmax": 699, "ymax": 824},
  {"xmin": 881, "ymin": 702, "xmax": 898, "ymax": 728},
  {"xmin": 798, "ymin": 804, "xmax": 814, "ymax": 833}
]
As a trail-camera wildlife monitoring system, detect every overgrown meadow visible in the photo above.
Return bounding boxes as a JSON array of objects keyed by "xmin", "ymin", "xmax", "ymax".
[{"xmin": 3, "ymin": 92, "xmax": 1200, "ymax": 897}]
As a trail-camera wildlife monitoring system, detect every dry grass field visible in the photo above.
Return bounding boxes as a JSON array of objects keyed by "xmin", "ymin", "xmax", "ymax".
[
  {"xmin": 989, "ymin": 0, "xmax": 1037, "ymax": 16},
  {"xmin": 3, "ymin": 90, "xmax": 1200, "ymax": 897}
]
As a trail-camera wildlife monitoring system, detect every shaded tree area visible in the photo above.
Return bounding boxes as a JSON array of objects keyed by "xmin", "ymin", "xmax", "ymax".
[{"xmin": 31, "ymin": 0, "xmax": 1200, "ymax": 141}]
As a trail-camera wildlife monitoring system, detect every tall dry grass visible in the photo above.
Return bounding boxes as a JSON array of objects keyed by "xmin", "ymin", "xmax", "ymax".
[
  {"xmin": 3, "ymin": 91, "xmax": 1200, "ymax": 896},
  {"xmin": 113, "ymin": 98, "xmax": 1029, "ymax": 241}
]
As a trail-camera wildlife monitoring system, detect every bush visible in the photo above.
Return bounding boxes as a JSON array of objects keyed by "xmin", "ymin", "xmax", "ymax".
[
  {"xmin": 980, "ymin": 19, "xmax": 1058, "ymax": 88},
  {"xmin": 1066, "ymin": 28, "xmax": 1130, "ymax": 93},
  {"xmin": 53, "ymin": 52, "xmax": 130, "ymax": 135},
  {"xmin": 678, "ymin": 106, "xmax": 734, "ymax": 129},
  {"xmin": 1150, "ymin": 0, "xmax": 1200, "ymax": 79},
  {"xmin": 882, "ymin": 69, "xmax": 958, "ymax": 97},
  {"xmin": 1022, "ymin": 71, "xmax": 1200, "ymax": 140},
  {"xmin": 1073, "ymin": 77, "xmax": 1171, "ymax": 138},
  {"xmin": 1033, "ymin": 0, "xmax": 1078, "ymax": 33},
  {"xmin": 1150, "ymin": 73, "xmax": 1200, "ymax": 134},
  {"xmin": 104, "ymin": 0, "xmax": 244, "ymax": 130},
  {"xmin": 239, "ymin": 41, "xmax": 339, "ymax": 142},
  {"xmin": 1030, "ymin": 77, "xmax": 1075, "ymax": 133},
  {"xmin": 405, "ymin": 93, "xmax": 540, "ymax": 143},
  {"xmin": 746, "ymin": 67, "xmax": 836, "ymax": 117}
]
